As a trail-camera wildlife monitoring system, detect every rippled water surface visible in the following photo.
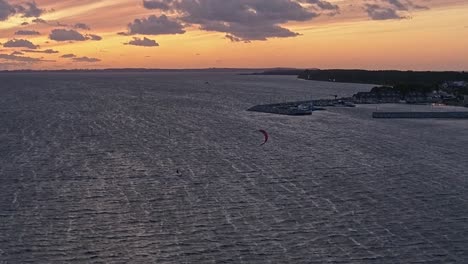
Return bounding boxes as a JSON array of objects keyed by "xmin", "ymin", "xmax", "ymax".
[{"xmin": 1, "ymin": 72, "xmax": 467, "ymax": 263}]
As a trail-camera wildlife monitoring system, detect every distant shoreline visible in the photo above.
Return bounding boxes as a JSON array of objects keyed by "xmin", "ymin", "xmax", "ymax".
[
  {"xmin": 1, "ymin": 68, "xmax": 466, "ymax": 74},
  {"xmin": 0, "ymin": 68, "xmax": 264, "ymax": 74}
]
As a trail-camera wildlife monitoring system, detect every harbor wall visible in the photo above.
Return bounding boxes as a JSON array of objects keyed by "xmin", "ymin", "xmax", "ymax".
[{"xmin": 373, "ymin": 112, "xmax": 468, "ymax": 119}]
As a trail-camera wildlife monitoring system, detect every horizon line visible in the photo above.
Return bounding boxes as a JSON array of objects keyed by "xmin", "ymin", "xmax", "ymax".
[{"xmin": 0, "ymin": 68, "xmax": 467, "ymax": 73}]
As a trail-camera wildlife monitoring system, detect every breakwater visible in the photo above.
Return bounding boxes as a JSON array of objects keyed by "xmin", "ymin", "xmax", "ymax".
[
  {"xmin": 373, "ymin": 112, "xmax": 468, "ymax": 119},
  {"xmin": 247, "ymin": 99, "xmax": 353, "ymax": 116},
  {"xmin": 247, "ymin": 103, "xmax": 314, "ymax": 115}
]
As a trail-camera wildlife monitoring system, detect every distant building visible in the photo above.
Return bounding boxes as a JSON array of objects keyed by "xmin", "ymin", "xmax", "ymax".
[
  {"xmin": 453, "ymin": 81, "xmax": 466, "ymax": 87},
  {"xmin": 405, "ymin": 92, "xmax": 431, "ymax": 104},
  {"xmin": 441, "ymin": 81, "xmax": 467, "ymax": 90},
  {"xmin": 353, "ymin": 89, "xmax": 401, "ymax": 104}
]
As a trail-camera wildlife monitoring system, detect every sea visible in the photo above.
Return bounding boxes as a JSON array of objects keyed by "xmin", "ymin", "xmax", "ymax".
[{"xmin": 0, "ymin": 71, "xmax": 467, "ymax": 263}]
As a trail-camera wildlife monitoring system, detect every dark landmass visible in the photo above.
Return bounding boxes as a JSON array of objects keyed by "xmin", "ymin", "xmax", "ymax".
[
  {"xmin": 353, "ymin": 83, "xmax": 468, "ymax": 106},
  {"xmin": 249, "ymin": 81, "xmax": 468, "ymax": 116},
  {"xmin": 297, "ymin": 69, "xmax": 468, "ymax": 106},
  {"xmin": 298, "ymin": 69, "xmax": 468, "ymax": 85}
]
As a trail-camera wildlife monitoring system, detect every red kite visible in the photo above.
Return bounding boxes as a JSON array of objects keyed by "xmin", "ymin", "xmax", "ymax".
[{"xmin": 259, "ymin": 129, "xmax": 269, "ymax": 146}]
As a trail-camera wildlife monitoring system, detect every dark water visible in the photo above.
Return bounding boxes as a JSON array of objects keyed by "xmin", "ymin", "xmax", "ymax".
[{"xmin": 1, "ymin": 72, "xmax": 467, "ymax": 263}]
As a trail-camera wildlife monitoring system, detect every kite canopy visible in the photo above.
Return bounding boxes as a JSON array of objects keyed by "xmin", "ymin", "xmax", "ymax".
[{"xmin": 259, "ymin": 129, "xmax": 269, "ymax": 146}]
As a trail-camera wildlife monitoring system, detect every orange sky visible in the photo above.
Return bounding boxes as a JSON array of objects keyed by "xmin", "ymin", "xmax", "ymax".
[{"xmin": 0, "ymin": 0, "xmax": 467, "ymax": 70}]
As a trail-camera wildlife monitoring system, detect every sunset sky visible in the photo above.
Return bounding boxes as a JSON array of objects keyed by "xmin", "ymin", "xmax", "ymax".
[{"xmin": 1, "ymin": 0, "xmax": 467, "ymax": 70}]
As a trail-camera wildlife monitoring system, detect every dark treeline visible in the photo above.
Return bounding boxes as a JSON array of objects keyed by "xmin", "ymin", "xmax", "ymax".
[
  {"xmin": 371, "ymin": 84, "xmax": 436, "ymax": 95},
  {"xmin": 298, "ymin": 70, "xmax": 468, "ymax": 85}
]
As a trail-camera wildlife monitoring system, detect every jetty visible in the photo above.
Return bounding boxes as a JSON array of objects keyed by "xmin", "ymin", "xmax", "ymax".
[{"xmin": 373, "ymin": 112, "xmax": 468, "ymax": 119}]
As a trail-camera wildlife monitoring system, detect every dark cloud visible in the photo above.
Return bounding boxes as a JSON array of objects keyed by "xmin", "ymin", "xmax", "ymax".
[
  {"xmin": 61, "ymin": 53, "xmax": 76, "ymax": 58},
  {"xmin": 140, "ymin": 0, "xmax": 333, "ymax": 41},
  {"xmin": 0, "ymin": 0, "xmax": 16, "ymax": 21},
  {"xmin": 87, "ymin": 34, "xmax": 102, "ymax": 41},
  {"xmin": 72, "ymin": 56, "xmax": 101, "ymax": 62},
  {"xmin": 0, "ymin": 53, "xmax": 52, "ymax": 62},
  {"xmin": 32, "ymin": 17, "xmax": 47, "ymax": 24},
  {"xmin": 32, "ymin": 18, "xmax": 68, "ymax": 27},
  {"xmin": 300, "ymin": 0, "xmax": 339, "ymax": 12},
  {"xmin": 49, "ymin": 29, "xmax": 86, "ymax": 41},
  {"xmin": 75, "ymin": 23, "xmax": 91, "ymax": 30},
  {"xmin": 387, "ymin": 0, "xmax": 408, "ymax": 10},
  {"xmin": 143, "ymin": 0, "xmax": 172, "ymax": 10},
  {"xmin": 15, "ymin": 1, "xmax": 44, "ymax": 18},
  {"xmin": 365, "ymin": 4, "xmax": 403, "ymax": 20},
  {"xmin": 127, "ymin": 15, "xmax": 185, "ymax": 35},
  {"xmin": 201, "ymin": 22, "xmax": 302, "ymax": 41},
  {"xmin": 1, "ymin": 0, "xmax": 45, "ymax": 21},
  {"xmin": 365, "ymin": 0, "xmax": 428, "ymax": 20},
  {"xmin": 386, "ymin": 0, "xmax": 428, "ymax": 11},
  {"xmin": 21, "ymin": 22, "xmax": 29, "ymax": 25},
  {"xmin": 11, "ymin": 51, "xmax": 24, "ymax": 55},
  {"xmin": 125, "ymin": 37, "xmax": 159, "ymax": 47},
  {"xmin": 225, "ymin": 34, "xmax": 243, "ymax": 42},
  {"xmin": 22, "ymin": 49, "xmax": 59, "ymax": 54},
  {"xmin": 15, "ymin": 30, "xmax": 40, "ymax": 35},
  {"xmin": 3, "ymin": 39, "xmax": 39, "ymax": 49},
  {"xmin": 178, "ymin": 0, "xmax": 316, "ymax": 41},
  {"xmin": 50, "ymin": 21, "xmax": 68, "ymax": 27}
]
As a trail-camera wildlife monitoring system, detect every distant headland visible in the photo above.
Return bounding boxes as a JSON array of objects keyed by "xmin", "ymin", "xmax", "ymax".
[
  {"xmin": 248, "ymin": 69, "xmax": 468, "ymax": 115},
  {"xmin": 297, "ymin": 69, "xmax": 468, "ymax": 85}
]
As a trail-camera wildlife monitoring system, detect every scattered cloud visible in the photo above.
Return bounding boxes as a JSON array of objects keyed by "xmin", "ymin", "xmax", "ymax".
[
  {"xmin": 32, "ymin": 17, "xmax": 46, "ymax": 23},
  {"xmin": 364, "ymin": 0, "xmax": 428, "ymax": 20},
  {"xmin": 49, "ymin": 29, "xmax": 86, "ymax": 41},
  {"xmin": 32, "ymin": 18, "xmax": 68, "ymax": 27},
  {"xmin": 15, "ymin": 30, "xmax": 40, "ymax": 35},
  {"xmin": 127, "ymin": 15, "xmax": 185, "ymax": 35},
  {"xmin": 225, "ymin": 34, "xmax": 244, "ymax": 43},
  {"xmin": 61, "ymin": 53, "xmax": 76, "ymax": 58},
  {"xmin": 1, "ymin": 0, "xmax": 45, "ymax": 21},
  {"xmin": 72, "ymin": 56, "xmax": 101, "ymax": 62},
  {"xmin": 125, "ymin": 37, "xmax": 159, "ymax": 47},
  {"xmin": 11, "ymin": 51, "xmax": 24, "ymax": 55},
  {"xmin": 0, "ymin": 53, "xmax": 51, "ymax": 62},
  {"xmin": 87, "ymin": 34, "xmax": 102, "ymax": 41},
  {"xmin": 0, "ymin": 0, "xmax": 16, "ymax": 21},
  {"xmin": 365, "ymin": 4, "xmax": 403, "ymax": 20},
  {"xmin": 143, "ymin": 0, "xmax": 172, "ymax": 10},
  {"xmin": 75, "ymin": 23, "xmax": 91, "ymax": 30},
  {"xmin": 49, "ymin": 29, "xmax": 101, "ymax": 42},
  {"xmin": 299, "ymin": 0, "xmax": 340, "ymax": 15},
  {"xmin": 15, "ymin": 1, "xmax": 44, "ymax": 18},
  {"xmin": 22, "ymin": 49, "xmax": 59, "ymax": 54},
  {"xmin": 3, "ymin": 39, "xmax": 39, "ymax": 49}
]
